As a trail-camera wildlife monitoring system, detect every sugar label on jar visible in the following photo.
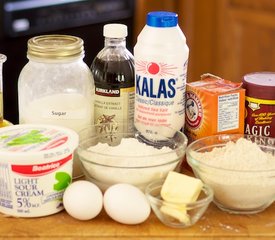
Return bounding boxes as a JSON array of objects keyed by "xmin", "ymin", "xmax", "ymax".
[{"xmin": 20, "ymin": 93, "xmax": 92, "ymax": 132}]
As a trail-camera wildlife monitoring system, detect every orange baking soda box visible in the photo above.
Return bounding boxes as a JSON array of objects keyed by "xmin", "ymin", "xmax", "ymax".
[{"xmin": 184, "ymin": 74, "xmax": 245, "ymax": 141}]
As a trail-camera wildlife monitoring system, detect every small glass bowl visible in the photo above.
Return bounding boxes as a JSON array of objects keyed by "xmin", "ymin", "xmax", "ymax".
[
  {"xmin": 145, "ymin": 179, "xmax": 213, "ymax": 228},
  {"xmin": 186, "ymin": 134, "xmax": 275, "ymax": 214}
]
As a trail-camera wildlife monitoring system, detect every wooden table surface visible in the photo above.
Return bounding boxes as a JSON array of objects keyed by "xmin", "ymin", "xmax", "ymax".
[{"xmin": 0, "ymin": 201, "xmax": 274, "ymax": 240}]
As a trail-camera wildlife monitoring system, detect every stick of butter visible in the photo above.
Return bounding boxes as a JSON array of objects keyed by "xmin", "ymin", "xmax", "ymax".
[
  {"xmin": 160, "ymin": 204, "xmax": 191, "ymax": 225},
  {"xmin": 160, "ymin": 171, "xmax": 203, "ymax": 224},
  {"xmin": 161, "ymin": 171, "xmax": 203, "ymax": 203}
]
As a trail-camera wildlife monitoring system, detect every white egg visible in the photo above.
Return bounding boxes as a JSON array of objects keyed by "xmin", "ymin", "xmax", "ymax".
[
  {"xmin": 63, "ymin": 180, "xmax": 103, "ymax": 220},
  {"xmin": 104, "ymin": 183, "xmax": 151, "ymax": 225}
]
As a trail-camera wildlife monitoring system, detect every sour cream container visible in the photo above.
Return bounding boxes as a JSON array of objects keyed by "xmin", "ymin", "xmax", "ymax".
[
  {"xmin": 243, "ymin": 72, "xmax": 275, "ymax": 138},
  {"xmin": 0, "ymin": 124, "xmax": 78, "ymax": 217}
]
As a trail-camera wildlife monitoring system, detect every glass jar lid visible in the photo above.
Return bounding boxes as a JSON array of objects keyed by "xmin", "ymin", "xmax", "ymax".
[{"xmin": 27, "ymin": 35, "xmax": 84, "ymax": 59}]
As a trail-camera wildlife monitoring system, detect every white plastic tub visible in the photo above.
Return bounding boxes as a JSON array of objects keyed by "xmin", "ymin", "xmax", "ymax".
[{"xmin": 0, "ymin": 124, "xmax": 78, "ymax": 217}]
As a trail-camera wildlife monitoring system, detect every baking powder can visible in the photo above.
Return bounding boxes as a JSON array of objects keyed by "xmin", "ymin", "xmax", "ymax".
[{"xmin": 243, "ymin": 72, "xmax": 275, "ymax": 137}]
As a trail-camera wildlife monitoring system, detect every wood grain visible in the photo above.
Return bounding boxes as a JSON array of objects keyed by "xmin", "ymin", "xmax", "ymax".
[
  {"xmin": 0, "ymin": 202, "xmax": 274, "ymax": 239},
  {"xmin": 134, "ymin": 0, "xmax": 275, "ymax": 83}
]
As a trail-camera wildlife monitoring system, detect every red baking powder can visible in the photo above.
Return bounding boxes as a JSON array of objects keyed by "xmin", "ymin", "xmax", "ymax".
[{"xmin": 243, "ymin": 72, "xmax": 275, "ymax": 137}]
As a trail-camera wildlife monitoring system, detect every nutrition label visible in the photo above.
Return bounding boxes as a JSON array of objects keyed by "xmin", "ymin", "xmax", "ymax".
[{"xmin": 218, "ymin": 93, "xmax": 240, "ymax": 132}]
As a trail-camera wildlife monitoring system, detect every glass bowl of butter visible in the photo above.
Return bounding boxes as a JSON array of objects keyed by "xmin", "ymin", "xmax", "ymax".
[{"xmin": 145, "ymin": 171, "xmax": 213, "ymax": 228}]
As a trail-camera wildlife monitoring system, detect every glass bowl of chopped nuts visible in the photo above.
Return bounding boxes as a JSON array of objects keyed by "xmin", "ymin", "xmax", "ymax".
[
  {"xmin": 77, "ymin": 122, "xmax": 188, "ymax": 191},
  {"xmin": 186, "ymin": 134, "xmax": 275, "ymax": 214},
  {"xmin": 145, "ymin": 179, "xmax": 213, "ymax": 228}
]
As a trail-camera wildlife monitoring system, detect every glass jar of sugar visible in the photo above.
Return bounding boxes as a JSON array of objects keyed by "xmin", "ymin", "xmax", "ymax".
[{"xmin": 18, "ymin": 34, "xmax": 95, "ymax": 178}]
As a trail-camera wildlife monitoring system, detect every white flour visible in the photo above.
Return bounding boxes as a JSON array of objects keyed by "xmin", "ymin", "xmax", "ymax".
[
  {"xmin": 191, "ymin": 138, "xmax": 275, "ymax": 212},
  {"xmin": 89, "ymin": 138, "xmax": 176, "ymax": 164},
  {"xmin": 193, "ymin": 138, "xmax": 275, "ymax": 170},
  {"xmin": 81, "ymin": 138, "xmax": 181, "ymax": 191}
]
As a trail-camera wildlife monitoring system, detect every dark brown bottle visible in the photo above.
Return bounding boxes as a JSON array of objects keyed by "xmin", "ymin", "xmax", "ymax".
[{"xmin": 90, "ymin": 24, "xmax": 135, "ymax": 133}]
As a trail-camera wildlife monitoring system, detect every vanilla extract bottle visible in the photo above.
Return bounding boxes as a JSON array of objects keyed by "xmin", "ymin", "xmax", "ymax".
[{"xmin": 90, "ymin": 24, "xmax": 135, "ymax": 133}]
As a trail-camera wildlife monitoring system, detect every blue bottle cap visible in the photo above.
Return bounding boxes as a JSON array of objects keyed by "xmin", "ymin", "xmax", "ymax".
[{"xmin": 146, "ymin": 11, "xmax": 178, "ymax": 28}]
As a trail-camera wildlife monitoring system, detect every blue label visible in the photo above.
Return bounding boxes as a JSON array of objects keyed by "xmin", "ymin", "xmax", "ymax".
[{"xmin": 136, "ymin": 75, "xmax": 176, "ymax": 99}]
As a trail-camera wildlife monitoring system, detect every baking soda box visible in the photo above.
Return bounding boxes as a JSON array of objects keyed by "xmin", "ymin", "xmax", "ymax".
[{"xmin": 185, "ymin": 74, "xmax": 245, "ymax": 141}]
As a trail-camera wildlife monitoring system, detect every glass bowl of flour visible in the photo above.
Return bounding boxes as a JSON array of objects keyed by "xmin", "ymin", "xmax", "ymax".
[
  {"xmin": 77, "ymin": 123, "xmax": 188, "ymax": 191},
  {"xmin": 186, "ymin": 134, "xmax": 275, "ymax": 214}
]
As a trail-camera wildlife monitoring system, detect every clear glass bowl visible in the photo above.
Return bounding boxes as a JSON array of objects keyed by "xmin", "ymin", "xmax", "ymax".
[
  {"xmin": 77, "ymin": 123, "xmax": 188, "ymax": 191},
  {"xmin": 145, "ymin": 179, "xmax": 213, "ymax": 228},
  {"xmin": 186, "ymin": 134, "xmax": 275, "ymax": 214}
]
